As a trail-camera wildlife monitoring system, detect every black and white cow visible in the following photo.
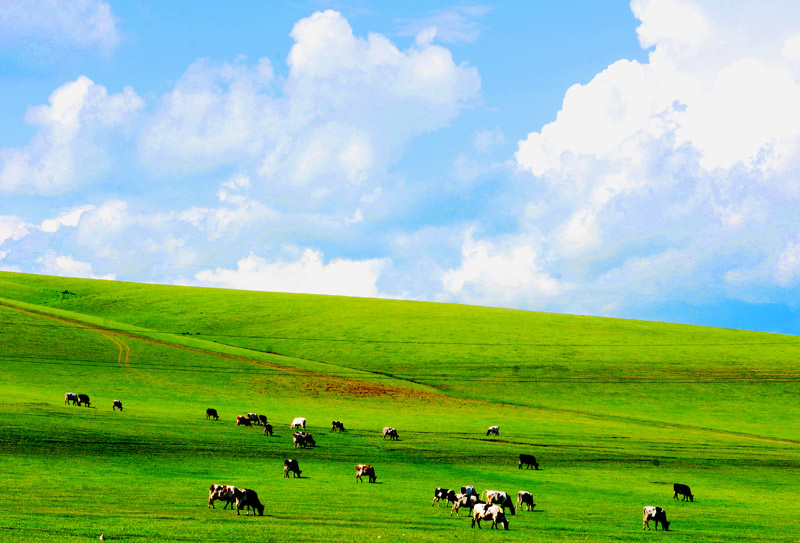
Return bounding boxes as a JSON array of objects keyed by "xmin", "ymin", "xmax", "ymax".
[
  {"xmin": 642, "ymin": 506, "xmax": 670, "ymax": 531},
  {"xmin": 206, "ymin": 408, "xmax": 219, "ymax": 420},
  {"xmin": 451, "ymin": 493, "xmax": 483, "ymax": 517},
  {"xmin": 284, "ymin": 459, "xmax": 302, "ymax": 478},
  {"xmin": 356, "ymin": 464, "xmax": 377, "ymax": 483},
  {"xmin": 432, "ymin": 488, "xmax": 457, "ymax": 507},
  {"xmin": 112, "ymin": 400, "xmax": 123, "ymax": 411},
  {"xmin": 518, "ymin": 453, "xmax": 539, "ymax": 470},
  {"xmin": 263, "ymin": 423, "xmax": 273, "ymax": 436},
  {"xmin": 64, "ymin": 392, "xmax": 78, "ymax": 405},
  {"xmin": 246, "ymin": 413, "xmax": 261, "ymax": 426},
  {"xmin": 482, "ymin": 490, "xmax": 516, "ymax": 515},
  {"xmin": 486, "ymin": 425, "xmax": 499, "ymax": 436},
  {"xmin": 293, "ymin": 432, "xmax": 316, "ymax": 448},
  {"xmin": 77, "ymin": 394, "xmax": 90, "ymax": 407},
  {"xmin": 233, "ymin": 487, "xmax": 264, "ymax": 516},
  {"xmin": 331, "ymin": 420, "xmax": 346, "ymax": 432},
  {"xmin": 471, "ymin": 504, "xmax": 509, "ymax": 530},
  {"xmin": 236, "ymin": 416, "xmax": 252, "ymax": 426},
  {"xmin": 382, "ymin": 427, "xmax": 399, "ymax": 440},
  {"xmin": 673, "ymin": 483, "xmax": 694, "ymax": 502},
  {"xmin": 290, "ymin": 417, "xmax": 306, "ymax": 429},
  {"xmin": 208, "ymin": 484, "xmax": 237, "ymax": 509},
  {"xmin": 516, "ymin": 491, "xmax": 535, "ymax": 511}
]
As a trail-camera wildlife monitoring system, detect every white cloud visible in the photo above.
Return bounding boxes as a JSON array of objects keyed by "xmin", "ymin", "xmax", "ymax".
[
  {"xmin": 40, "ymin": 205, "xmax": 96, "ymax": 233},
  {"xmin": 0, "ymin": 0, "xmax": 120, "ymax": 52},
  {"xmin": 0, "ymin": 76, "xmax": 143, "ymax": 194},
  {"xmin": 775, "ymin": 241, "xmax": 800, "ymax": 287},
  {"xmin": 396, "ymin": 5, "xmax": 492, "ymax": 44},
  {"xmin": 194, "ymin": 249, "xmax": 389, "ymax": 298},
  {"xmin": 36, "ymin": 251, "xmax": 115, "ymax": 280},
  {"xmin": 0, "ymin": 216, "xmax": 30, "ymax": 244}
]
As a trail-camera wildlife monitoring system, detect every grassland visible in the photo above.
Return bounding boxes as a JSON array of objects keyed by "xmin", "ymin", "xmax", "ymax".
[{"xmin": 0, "ymin": 271, "xmax": 798, "ymax": 542}]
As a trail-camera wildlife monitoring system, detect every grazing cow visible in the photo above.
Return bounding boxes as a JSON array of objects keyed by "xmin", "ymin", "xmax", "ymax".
[
  {"xmin": 233, "ymin": 487, "xmax": 264, "ymax": 516},
  {"xmin": 382, "ymin": 427, "xmax": 399, "ymax": 440},
  {"xmin": 451, "ymin": 493, "xmax": 483, "ymax": 516},
  {"xmin": 673, "ymin": 483, "xmax": 694, "ymax": 502},
  {"xmin": 356, "ymin": 464, "xmax": 377, "ymax": 483},
  {"xmin": 77, "ymin": 394, "xmax": 90, "ymax": 407},
  {"xmin": 206, "ymin": 408, "xmax": 219, "ymax": 420},
  {"xmin": 290, "ymin": 417, "xmax": 306, "ymax": 429},
  {"xmin": 642, "ymin": 506, "xmax": 670, "ymax": 531},
  {"xmin": 246, "ymin": 413, "xmax": 261, "ymax": 425},
  {"xmin": 258, "ymin": 415, "xmax": 267, "ymax": 426},
  {"xmin": 486, "ymin": 425, "xmax": 499, "ymax": 436},
  {"xmin": 518, "ymin": 453, "xmax": 539, "ymax": 470},
  {"xmin": 482, "ymin": 490, "xmax": 516, "ymax": 515},
  {"xmin": 112, "ymin": 400, "xmax": 123, "ymax": 411},
  {"xmin": 263, "ymin": 423, "xmax": 273, "ymax": 436},
  {"xmin": 432, "ymin": 488, "xmax": 457, "ymax": 507},
  {"xmin": 331, "ymin": 420, "xmax": 346, "ymax": 432},
  {"xmin": 461, "ymin": 485, "xmax": 478, "ymax": 497},
  {"xmin": 516, "ymin": 491, "xmax": 535, "ymax": 511},
  {"xmin": 64, "ymin": 392, "xmax": 78, "ymax": 405},
  {"xmin": 284, "ymin": 459, "xmax": 302, "ymax": 478},
  {"xmin": 236, "ymin": 416, "xmax": 252, "ymax": 427},
  {"xmin": 293, "ymin": 432, "xmax": 316, "ymax": 448},
  {"xmin": 471, "ymin": 504, "xmax": 509, "ymax": 530},
  {"xmin": 208, "ymin": 484, "xmax": 237, "ymax": 509}
]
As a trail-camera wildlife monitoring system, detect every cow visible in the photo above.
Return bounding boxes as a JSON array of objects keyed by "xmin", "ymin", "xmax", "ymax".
[
  {"xmin": 356, "ymin": 464, "xmax": 377, "ymax": 483},
  {"xmin": 486, "ymin": 425, "xmax": 499, "ymax": 436},
  {"xmin": 246, "ymin": 413, "xmax": 261, "ymax": 425},
  {"xmin": 673, "ymin": 483, "xmax": 694, "ymax": 502},
  {"xmin": 263, "ymin": 423, "xmax": 273, "ymax": 436},
  {"xmin": 432, "ymin": 488, "xmax": 457, "ymax": 507},
  {"xmin": 208, "ymin": 484, "xmax": 237, "ymax": 509},
  {"xmin": 290, "ymin": 417, "xmax": 306, "ymax": 430},
  {"xmin": 518, "ymin": 453, "xmax": 539, "ymax": 470},
  {"xmin": 516, "ymin": 491, "xmax": 535, "ymax": 511},
  {"xmin": 258, "ymin": 415, "xmax": 267, "ymax": 426},
  {"xmin": 112, "ymin": 400, "xmax": 123, "ymax": 411},
  {"xmin": 77, "ymin": 394, "xmax": 90, "ymax": 407},
  {"xmin": 236, "ymin": 416, "xmax": 252, "ymax": 427},
  {"xmin": 451, "ymin": 493, "xmax": 483, "ymax": 517},
  {"xmin": 471, "ymin": 504, "xmax": 509, "ymax": 530},
  {"xmin": 293, "ymin": 432, "xmax": 316, "ymax": 448},
  {"xmin": 331, "ymin": 420, "xmax": 346, "ymax": 432},
  {"xmin": 206, "ymin": 408, "xmax": 219, "ymax": 420},
  {"xmin": 481, "ymin": 490, "xmax": 516, "ymax": 515},
  {"xmin": 642, "ymin": 506, "xmax": 670, "ymax": 531},
  {"xmin": 461, "ymin": 485, "xmax": 478, "ymax": 497},
  {"xmin": 64, "ymin": 392, "xmax": 78, "ymax": 405},
  {"xmin": 233, "ymin": 487, "xmax": 264, "ymax": 516},
  {"xmin": 284, "ymin": 459, "xmax": 302, "ymax": 478},
  {"xmin": 382, "ymin": 427, "xmax": 399, "ymax": 440}
]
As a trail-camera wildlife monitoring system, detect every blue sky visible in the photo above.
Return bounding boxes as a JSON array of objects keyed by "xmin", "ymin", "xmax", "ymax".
[{"xmin": 3, "ymin": 1, "xmax": 800, "ymax": 335}]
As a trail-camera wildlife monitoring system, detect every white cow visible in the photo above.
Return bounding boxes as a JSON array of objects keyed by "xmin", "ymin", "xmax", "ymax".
[
  {"xmin": 471, "ymin": 504, "xmax": 509, "ymax": 530},
  {"xmin": 290, "ymin": 417, "xmax": 306, "ymax": 429},
  {"xmin": 486, "ymin": 425, "xmax": 499, "ymax": 436}
]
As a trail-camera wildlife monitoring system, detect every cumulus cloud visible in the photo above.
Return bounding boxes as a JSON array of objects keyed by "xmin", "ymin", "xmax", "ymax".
[
  {"xmin": 36, "ymin": 251, "xmax": 115, "ymax": 280},
  {"xmin": 0, "ymin": 76, "xmax": 143, "ymax": 194},
  {"xmin": 194, "ymin": 249, "xmax": 389, "ymax": 298},
  {"xmin": 0, "ymin": 0, "xmax": 120, "ymax": 52},
  {"xmin": 40, "ymin": 205, "xmax": 96, "ymax": 233},
  {"xmin": 0, "ymin": 216, "xmax": 30, "ymax": 245}
]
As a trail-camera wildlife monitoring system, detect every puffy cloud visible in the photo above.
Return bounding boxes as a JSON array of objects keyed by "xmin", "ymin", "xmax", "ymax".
[
  {"xmin": 0, "ymin": 76, "xmax": 143, "ymax": 194},
  {"xmin": 40, "ymin": 205, "xmax": 95, "ymax": 233},
  {"xmin": 0, "ymin": 0, "xmax": 119, "ymax": 52},
  {"xmin": 0, "ymin": 216, "xmax": 30, "ymax": 244},
  {"xmin": 194, "ymin": 249, "xmax": 389, "ymax": 298},
  {"xmin": 36, "ymin": 251, "xmax": 115, "ymax": 280}
]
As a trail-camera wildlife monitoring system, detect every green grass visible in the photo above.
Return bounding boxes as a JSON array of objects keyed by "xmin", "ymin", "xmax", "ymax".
[{"xmin": 0, "ymin": 271, "xmax": 798, "ymax": 542}]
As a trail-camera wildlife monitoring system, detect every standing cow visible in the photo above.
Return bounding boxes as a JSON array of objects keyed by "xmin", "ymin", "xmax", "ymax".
[
  {"xmin": 236, "ymin": 416, "xmax": 252, "ymax": 427},
  {"xmin": 516, "ymin": 491, "xmax": 535, "ymax": 511},
  {"xmin": 208, "ymin": 484, "xmax": 237, "ymax": 509},
  {"xmin": 233, "ymin": 488, "xmax": 264, "ymax": 516},
  {"xmin": 482, "ymin": 490, "xmax": 516, "ymax": 515},
  {"xmin": 642, "ymin": 506, "xmax": 670, "ymax": 531},
  {"xmin": 382, "ymin": 427, "xmax": 399, "ymax": 440},
  {"xmin": 64, "ymin": 392, "xmax": 78, "ymax": 405},
  {"xmin": 112, "ymin": 400, "xmax": 123, "ymax": 411},
  {"xmin": 518, "ymin": 453, "xmax": 539, "ymax": 470},
  {"xmin": 206, "ymin": 408, "xmax": 219, "ymax": 420},
  {"xmin": 77, "ymin": 394, "xmax": 90, "ymax": 407},
  {"xmin": 673, "ymin": 483, "xmax": 694, "ymax": 502},
  {"xmin": 290, "ymin": 417, "xmax": 306, "ymax": 430},
  {"xmin": 432, "ymin": 488, "xmax": 457, "ymax": 507},
  {"xmin": 472, "ymin": 504, "xmax": 509, "ymax": 530},
  {"xmin": 284, "ymin": 459, "xmax": 302, "ymax": 478},
  {"xmin": 451, "ymin": 493, "xmax": 483, "ymax": 517},
  {"xmin": 263, "ymin": 423, "xmax": 273, "ymax": 436},
  {"xmin": 486, "ymin": 425, "xmax": 499, "ymax": 436},
  {"xmin": 331, "ymin": 420, "xmax": 346, "ymax": 432},
  {"xmin": 293, "ymin": 432, "xmax": 316, "ymax": 448},
  {"xmin": 356, "ymin": 464, "xmax": 377, "ymax": 483}
]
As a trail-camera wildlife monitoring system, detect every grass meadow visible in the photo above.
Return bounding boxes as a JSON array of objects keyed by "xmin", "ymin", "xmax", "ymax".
[{"xmin": 0, "ymin": 271, "xmax": 798, "ymax": 542}]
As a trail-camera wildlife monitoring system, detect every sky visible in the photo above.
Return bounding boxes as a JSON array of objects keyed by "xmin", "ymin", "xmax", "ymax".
[{"xmin": 3, "ymin": 1, "xmax": 800, "ymax": 335}]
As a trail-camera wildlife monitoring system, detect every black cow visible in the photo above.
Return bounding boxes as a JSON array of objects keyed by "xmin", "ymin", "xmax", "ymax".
[
  {"xmin": 331, "ymin": 420, "xmax": 346, "ymax": 432},
  {"xmin": 112, "ymin": 400, "xmax": 123, "ymax": 411},
  {"xmin": 432, "ymin": 488, "xmax": 457, "ymax": 507},
  {"xmin": 643, "ymin": 506, "xmax": 670, "ymax": 531},
  {"xmin": 263, "ymin": 423, "xmax": 273, "ymax": 436},
  {"xmin": 258, "ymin": 414, "xmax": 267, "ymax": 426},
  {"xmin": 206, "ymin": 408, "xmax": 219, "ymax": 420},
  {"xmin": 77, "ymin": 394, "xmax": 90, "ymax": 407},
  {"xmin": 293, "ymin": 432, "xmax": 316, "ymax": 448},
  {"xmin": 673, "ymin": 483, "xmax": 694, "ymax": 502},
  {"xmin": 518, "ymin": 453, "xmax": 539, "ymax": 470},
  {"xmin": 236, "ymin": 416, "xmax": 252, "ymax": 426},
  {"xmin": 233, "ymin": 488, "xmax": 264, "ymax": 516},
  {"xmin": 284, "ymin": 458, "xmax": 302, "ymax": 478}
]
